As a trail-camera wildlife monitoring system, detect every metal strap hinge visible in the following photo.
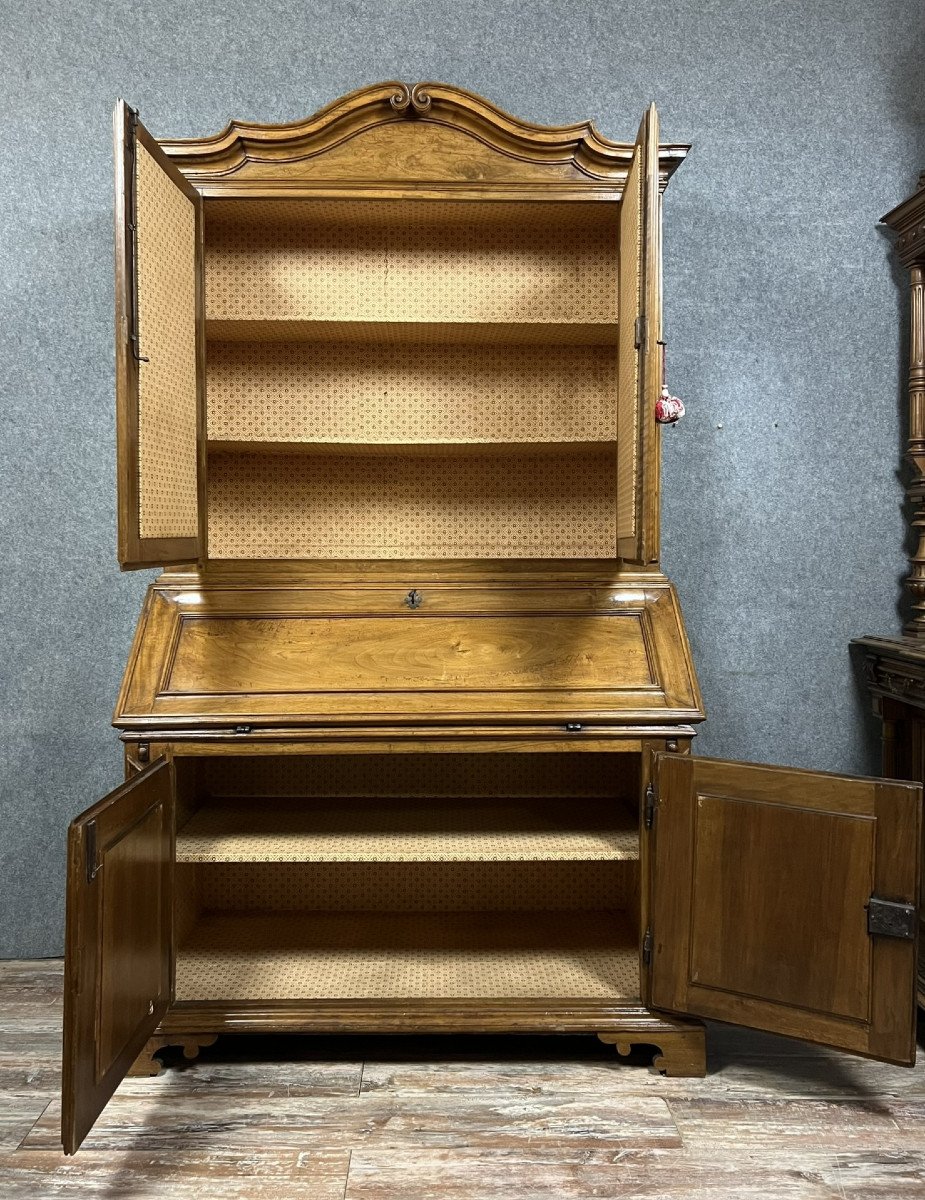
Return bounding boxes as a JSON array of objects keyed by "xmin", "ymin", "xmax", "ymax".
[
  {"xmin": 642, "ymin": 928, "xmax": 653, "ymax": 967},
  {"xmin": 635, "ymin": 314, "xmax": 647, "ymax": 350},
  {"xmin": 644, "ymin": 782, "xmax": 656, "ymax": 829},
  {"xmin": 867, "ymin": 896, "xmax": 916, "ymax": 940}
]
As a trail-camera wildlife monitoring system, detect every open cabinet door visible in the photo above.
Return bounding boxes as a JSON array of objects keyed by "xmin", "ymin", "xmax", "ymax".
[
  {"xmin": 62, "ymin": 758, "xmax": 175, "ymax": 1153},
  {"xmin": 617, "ymin": 104, "xmax": 661, "ymax": 564},
  {"xmin": 114, "ymin": 100, "xmax": 206, "ymax": 569},
  {"xmin": 649, "ymin": 755, "xmax": 921, "ymax": 1064}
]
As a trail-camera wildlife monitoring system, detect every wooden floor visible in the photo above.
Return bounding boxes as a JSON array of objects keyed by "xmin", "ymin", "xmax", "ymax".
[{"xmin": 2, "ymin": 960, "xmax": 924, "ymax": 1198}]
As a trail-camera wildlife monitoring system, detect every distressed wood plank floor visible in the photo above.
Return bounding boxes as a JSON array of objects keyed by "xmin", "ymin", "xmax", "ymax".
[{"xmin": 1, "ymin": 960, "xmax": 923, "ymax": 1198}]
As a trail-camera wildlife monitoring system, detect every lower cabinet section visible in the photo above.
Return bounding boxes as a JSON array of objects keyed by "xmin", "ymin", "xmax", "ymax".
[
  {"xmin": 170, "ymin": 750, "xmax": 642, "ymax": 1005},
  {"xmin": 64, "ymin": 741, "xmax": 922, "ymax": 1153}
]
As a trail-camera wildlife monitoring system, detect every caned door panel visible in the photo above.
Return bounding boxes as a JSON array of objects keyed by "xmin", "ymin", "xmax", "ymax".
[{"xmin": 114, "ymin": 101, "xmax": 205, "ymax": 568}]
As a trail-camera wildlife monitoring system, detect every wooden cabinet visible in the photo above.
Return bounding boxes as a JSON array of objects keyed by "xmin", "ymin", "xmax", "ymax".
[
  {"xmin": 62, "ymin": 82, "xmax": 922, "ymax": 1154},
  {"xmin": 855, "ymin": 169, "xmax": 925, "ymax": 1014}
]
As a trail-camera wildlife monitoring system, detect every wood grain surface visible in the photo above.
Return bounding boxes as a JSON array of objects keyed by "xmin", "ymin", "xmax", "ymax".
[{"xmin": 3, "ymin": 960, "xmax": 924, "ymax": 1196}]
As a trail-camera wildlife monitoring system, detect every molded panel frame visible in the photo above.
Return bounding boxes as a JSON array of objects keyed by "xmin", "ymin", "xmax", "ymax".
[
  {"xmin": 649, "ymin": 753, "xmax": 921, "ymax": 1065},
  {"xmin": 62, "ymin": 758, "xmax": 175, "ymax": 1153}
]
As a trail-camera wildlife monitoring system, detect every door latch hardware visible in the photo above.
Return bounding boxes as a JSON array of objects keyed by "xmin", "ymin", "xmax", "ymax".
[
  {"xmin": 85, "ymin": 821, "xmax": 100, "ymax": 884},
  {"xmin": 233, "ymin": 725, "xmax": 252, "ymax": 735},
  {"xmin": 644, "ymin": 783, "xmax": 656, "ymax": 829},
  {"xmin": 642, "ymin": 928, "xmax": 653, "ymax": 966},
  {"xmin": 867, "ymin": 896, "xmax": 916, "ymax": 940},
  {"xmin": 634, "ymin": 314, "xmax": 647, "ymax": 350},
  {"xmin": 565, "ymin": 722, "xmax": 583, "ymax": 733},
  {"xmin": 404, "ymin": 589, "xmax": 423, "ymax": 609}
]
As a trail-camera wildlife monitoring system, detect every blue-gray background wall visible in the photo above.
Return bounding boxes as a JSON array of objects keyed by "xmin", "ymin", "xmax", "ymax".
[{"xmin": 1, "ymin": 0, "xmax": 923, "ymax": 957}]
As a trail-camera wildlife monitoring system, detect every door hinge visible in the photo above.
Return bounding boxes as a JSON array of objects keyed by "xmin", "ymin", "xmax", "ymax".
[
  {"xmin": 635, "ymin": 314, "xmax": 647, "ymax": 350},
  {"xmin": 867, "ymin": 896, "xmax": 916, "ymax": 940},
  {"xmin": 233, "ymin": 725, "xmax": 253, "ymax": 735},
  {"xmin": 125, "ymin": 105, "xmax": 149, "ymax": 364},
  {"xmin": 644, "ymin": 782, "xmax": 656, "ymax": 829},
  {"xmin": 85, "ymin": 821, "xmax": 100, "ymax": 884},
  {"xmin": 565, "ymin": 722, "xmax": 583, "ymax": 733},
  {"xmin": 642, "ymin": 928, "xmax": 653, "ymax": 967}
]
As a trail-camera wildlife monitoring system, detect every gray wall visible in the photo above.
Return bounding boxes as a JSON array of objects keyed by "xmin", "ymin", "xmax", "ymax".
[{"xmin": 1, "ymin": 0, "xmax": 923, "ymax": 957}]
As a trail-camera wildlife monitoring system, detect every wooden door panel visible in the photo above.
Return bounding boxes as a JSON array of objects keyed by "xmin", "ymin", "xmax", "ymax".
[
  {"xmin": 115, "ymin": 101, "xmax": 205, "ymax": 569},
  {"xmin": 616, "ymin": 104, "xmax": 661, "ymax": 565},
  {"xmin": 650, "ymin": 755, "xmax": 921, "ymax": 1064},
  {"xmin": 62, "ymin": 759, "xmax": 174, "ymax": 1154}
]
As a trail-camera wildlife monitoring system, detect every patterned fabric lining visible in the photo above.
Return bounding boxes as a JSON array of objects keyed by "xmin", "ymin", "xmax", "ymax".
[
  {"xmin": 616, "ymin": 145, "xmax": 642, "ymax": 543},
  {"xmin": 136, "ymin": 141, "xmax": 198, "ymax": 539},
  {"xmin": 207, "ymin": 449, "xmax": 616, "ymax": 559},
  {"xmin": 189, "ymin": 754, "xmax": 634, "ymax": 800},
  {"xmin": 192, "ymin": 860, "xmax": 636, "ymax": 913},
  {"xmin": 206, "ymin": 341, "xmax": 617, "ymax": 447},
  {"xmin": 204, "ymin": 200, "xmax": 618, "ymax": 326},
  {"xmin": 177, "ymin": 796, "xmax": 638, "ymax": 863},
  {"xmin": 175, "ymin": 909, "xmax": 639, "ymax": 1000}
]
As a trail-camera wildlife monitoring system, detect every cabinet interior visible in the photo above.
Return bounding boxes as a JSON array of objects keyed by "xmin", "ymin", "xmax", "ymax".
[
  {"xmin": 199, "ymin": 197, "xmax": 622, "ymax": 560},
  {"xmin": 173, "ymin": 752, "xmax": 641, "ymax": 1002}
]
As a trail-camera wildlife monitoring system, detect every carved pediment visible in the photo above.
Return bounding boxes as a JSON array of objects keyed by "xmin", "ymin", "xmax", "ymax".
[{"xmin": 159, "ymin": 81, "xmax": 688, "ymax": 193}]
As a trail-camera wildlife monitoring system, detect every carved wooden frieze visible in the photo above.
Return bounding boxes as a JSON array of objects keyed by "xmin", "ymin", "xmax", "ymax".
[{"xmin": 157, "ymin": 81, "xmax": 689, "ymax": 194}]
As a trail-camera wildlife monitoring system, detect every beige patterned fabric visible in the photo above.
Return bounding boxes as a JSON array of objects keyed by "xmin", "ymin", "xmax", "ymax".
[
  {"xmin": 207, "ymin": 341, "xmax": 617, "ymax": 448},
  {"xmin": 175, "ymin": 909, "xmax": 639, "ymax": 1000},
  {"xmin": 190, "ymin": 753, "xmax": 635, "ymax": 801},
  {"xmin": 616, "ymin": 146, "xmax": 642, "ymax": 544},
  {"xmin": 204, "ymin": 200, "xmax": 618, "ymax": 326},
  {"xmin": 192, "ymin": 860, "xmax": 636, "ymax": 913},
  {"xmin": 207, "ymin": 449, "xmax": 616, "ymax": 558},
  {"xmin": 136, "ymin": 142, "xmax": 199, "ymax": 539},
  {"xmin": 204, "ymin": 319, "xmax": 616, "ymax": 345},
  {"xmin": 177, "ymin": 797, "xmax": 637, "ymax": 863}
]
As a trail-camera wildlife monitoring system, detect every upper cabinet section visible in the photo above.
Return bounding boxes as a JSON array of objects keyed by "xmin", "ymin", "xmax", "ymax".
[
  {"xmin": 157, "ymin": 81, "xmax": 689, "ymax": 198},
  {"xmin": 115, "ymin": 86, "xmax": 687, "ymax": 565}
]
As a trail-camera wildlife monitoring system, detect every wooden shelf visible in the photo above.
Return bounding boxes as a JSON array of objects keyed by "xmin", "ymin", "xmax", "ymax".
[
  {"xmin": 175, "ymin": 909, "xmax": 639, "ymax": 1000},
  {"xmin": 207, "ymin": 438, "xmax": 617, "ymax": 458},
  {"xmin": 205, "ymin": 319, "xmax": 619, "ymax": 345},
  {"xmin": 177, "ymin": 797, "xmax": 638, "ymax": 863}
]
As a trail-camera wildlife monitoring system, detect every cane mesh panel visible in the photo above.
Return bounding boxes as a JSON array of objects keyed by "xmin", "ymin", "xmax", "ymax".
[
  {"xmin": 616, "ymin": 145, "xmax": 642, "ymax": 546},
  {"xmin": 135, "ymin": 141, "xmax": 199, "ymax": 539},
  {"xmin": 175, "ymin": 909, "xmax": 639, "ymax": 1000}
]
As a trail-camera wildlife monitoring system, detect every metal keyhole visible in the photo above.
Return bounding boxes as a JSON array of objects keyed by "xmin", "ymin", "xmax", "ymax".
[{"xmin": 404, "ymin": 589, "xmax": 423, "ymax": 609}]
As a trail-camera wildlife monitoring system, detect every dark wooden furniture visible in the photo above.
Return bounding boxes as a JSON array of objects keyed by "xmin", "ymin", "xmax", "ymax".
[
  {"xmin": 855, "ymin": 171, "xmax": 925, "ymax": 1013},
  {"xmin": 62, "ymin": 83, "xmax": 922, "ymax": 1154}
]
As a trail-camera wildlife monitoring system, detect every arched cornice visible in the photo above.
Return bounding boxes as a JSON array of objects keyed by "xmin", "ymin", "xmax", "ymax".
[{"xmin": 158, "ymin": 81, "xmax": 688, "ymax": 190}]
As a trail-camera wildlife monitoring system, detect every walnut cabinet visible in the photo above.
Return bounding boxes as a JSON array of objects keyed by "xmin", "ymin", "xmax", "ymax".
[{"xmin": 62, "ymin": 83, "xmax": 922, "ymax": 1153}]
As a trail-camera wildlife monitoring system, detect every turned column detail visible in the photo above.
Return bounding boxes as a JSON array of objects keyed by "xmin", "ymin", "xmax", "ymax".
[
  {"xmin": 907, "ymin": 262, "xmax": 925, "ymax": 636},
  {"xmin": 885, "ymin": 171, "xmax": 925, "ymax": 639}
]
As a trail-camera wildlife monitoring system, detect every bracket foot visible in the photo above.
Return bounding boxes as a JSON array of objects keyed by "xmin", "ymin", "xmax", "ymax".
[{"xmin": 128, "ymin": 1033, "xmax": 218, "ymax": 1077}]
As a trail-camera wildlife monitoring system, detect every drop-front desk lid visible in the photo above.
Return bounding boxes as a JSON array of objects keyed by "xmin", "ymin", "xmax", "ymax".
[{"xmin": 113, "ymin": 564, "xmax": 704, "ymax": 732}]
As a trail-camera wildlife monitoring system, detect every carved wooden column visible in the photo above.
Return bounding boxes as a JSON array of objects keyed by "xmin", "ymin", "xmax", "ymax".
[
  {"xmin": 906, "ymin": 264, "xmax": 925, "ymax": 634},
  {"xmin": 887, "ymin": 178, "xmax": 925, "ymax": 636},
  {"xmin": 854, "ymin": 172, "xmax": 925, "ymax": 1012}
]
